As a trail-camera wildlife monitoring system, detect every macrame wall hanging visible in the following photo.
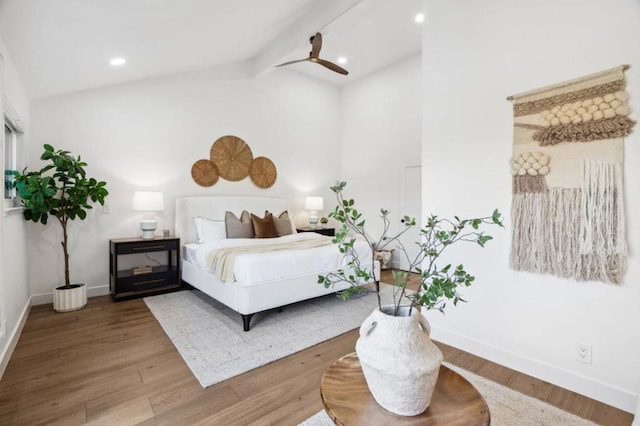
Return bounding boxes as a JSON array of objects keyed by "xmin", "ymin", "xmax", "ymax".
[
  {"xmin": 507, "ymin": 65, "xmax": 634, "ymax": 284},
  {"xmin": 191, "ymin": 135, "xmax": 277, "ymax": 189}
]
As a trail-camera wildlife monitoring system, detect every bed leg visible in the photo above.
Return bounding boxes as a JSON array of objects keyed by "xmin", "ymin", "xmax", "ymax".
[
  {"xmin": 376, "ymin": 280, "xmax": 380, "ymax": 292},
  {"xmin": 242, "ymin": 314, "xmax": 254, "ymax": 332}
]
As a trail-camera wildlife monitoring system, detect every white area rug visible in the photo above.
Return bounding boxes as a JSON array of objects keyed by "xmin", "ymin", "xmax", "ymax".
[
  {"xmin": 299, "ymin": 363, "xmax": 597, "ymax": 426},
  {"xmin": 144, "ymin": 285, "xmax": 395, "ymax": 388}
]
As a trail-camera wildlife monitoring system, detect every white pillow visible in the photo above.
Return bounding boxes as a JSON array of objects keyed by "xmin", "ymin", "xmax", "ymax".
[{"xmin": 193, "ymin": 216, "xmax": 226, "ymax": 243}]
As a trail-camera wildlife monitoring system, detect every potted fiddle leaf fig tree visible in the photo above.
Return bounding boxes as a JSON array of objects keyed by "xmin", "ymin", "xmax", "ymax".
[
  {"xmin": 319, "ymin": 181, "xmax": 503, "ymax": 416},
  {"xmin": 14, "ymin": 144, "xmax": 109, "ymax": 312}
]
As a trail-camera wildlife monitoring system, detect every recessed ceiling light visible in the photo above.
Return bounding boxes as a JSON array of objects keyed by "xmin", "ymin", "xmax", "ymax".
[
  {"xmin": 337, "ymin": 57, "xmax": 347, "ymax": 64},
  {"xmin": 110, "ymin": 57, "xmax": 126, "ymax": 66},
  {"xmin": 414, "ymin": 13, "xmax": 425, "ymax": 23}
]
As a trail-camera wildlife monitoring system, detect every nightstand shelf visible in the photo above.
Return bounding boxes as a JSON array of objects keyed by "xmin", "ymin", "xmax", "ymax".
[
  {"xmin": 109, "ymin": 237, "xmax": 181, "ymax": 300},
  {"xmin": 296, "ymin": 227, "xmax": 335, "ymax": 237}
]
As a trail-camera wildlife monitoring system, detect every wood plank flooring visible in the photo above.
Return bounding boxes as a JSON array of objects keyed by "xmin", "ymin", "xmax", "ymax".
[{"xmin": 0, "ymin": 271, "xmax": 633, "ymax": 425}]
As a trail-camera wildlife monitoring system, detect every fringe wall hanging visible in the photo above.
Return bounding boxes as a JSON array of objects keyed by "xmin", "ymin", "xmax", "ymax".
[{"xmin": 507, "ymin": 65, "xmax": 634, "ymax": 284}]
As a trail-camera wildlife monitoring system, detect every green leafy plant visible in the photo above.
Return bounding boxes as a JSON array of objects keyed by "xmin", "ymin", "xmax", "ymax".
[
  {"xmin": 5, "ymin": 169, "xmax": 18, "ymax": 193},
  {"xmin": 13, "ymin": 144, "xmax": 109, "ymax": 288},
  {"xmin": 318, "ymin": 181, "xmax": 503, "ymax": 315}
]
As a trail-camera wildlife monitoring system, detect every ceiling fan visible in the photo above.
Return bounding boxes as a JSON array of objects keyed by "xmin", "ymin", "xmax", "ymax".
[{"xmin": 275, "ymin": 32, "xmax": 348, "ymax": 75}]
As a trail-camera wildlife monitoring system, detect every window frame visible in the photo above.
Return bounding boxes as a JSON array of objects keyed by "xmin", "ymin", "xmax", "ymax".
[{"xmin": 3, "ymin": 95, "xmax": 24, "ymax": 210}]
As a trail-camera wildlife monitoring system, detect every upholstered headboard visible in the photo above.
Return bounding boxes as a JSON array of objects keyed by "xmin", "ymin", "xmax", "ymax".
[{"xmin": 175, "ymin": 196, "xmax": 294, "ymax": 244}]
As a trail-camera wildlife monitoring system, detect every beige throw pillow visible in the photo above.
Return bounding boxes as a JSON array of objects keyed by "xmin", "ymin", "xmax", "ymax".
[
  {"xmin": 225, "ymin": 210, "xmax": 254, "ymax": 238},
  {"xmin": 268, "ymin": 210, "xmax": 293, "ymax": 236}
]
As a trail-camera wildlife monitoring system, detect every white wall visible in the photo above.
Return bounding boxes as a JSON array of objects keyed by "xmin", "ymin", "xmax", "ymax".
[
  {"xmin": 29, "ymin": 64, "xmax": 342, "ymax": 302},
  {"xmin": 0, "ymin": 36, "xmax": 30, "ymax": 375},
  {"xmin": 340, "ymin": 54, "xmax": 422, "ymax": 246},
  {"xmin": 421, "ymin": 0, "xmax": 640, "ymax": 412}
]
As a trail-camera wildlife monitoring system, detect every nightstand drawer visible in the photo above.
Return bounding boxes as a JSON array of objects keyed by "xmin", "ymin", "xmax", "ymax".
[
  {"xmin": 116, "ymin": 239, "xmax": 178, "ymax": 254},
  {"xmin": 117, "ymin": 270, "xmax": 179, "ymax": 293}
]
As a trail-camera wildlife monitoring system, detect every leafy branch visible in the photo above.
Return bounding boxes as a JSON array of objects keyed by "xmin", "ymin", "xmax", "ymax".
[{"xmin": 318, "ymin": 181, "xmax": 503, "ymax": 316}]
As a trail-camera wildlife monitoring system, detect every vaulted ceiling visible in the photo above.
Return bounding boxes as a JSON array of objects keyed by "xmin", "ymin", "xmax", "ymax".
[{"xmin": 0, "ymin": 0, "xmax": 423, "ymax": 99}]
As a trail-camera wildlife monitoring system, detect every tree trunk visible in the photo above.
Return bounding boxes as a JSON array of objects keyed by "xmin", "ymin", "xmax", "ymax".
[{"xmin": 60, "ymin": 219, "xmax": 70, "ymax": 288}]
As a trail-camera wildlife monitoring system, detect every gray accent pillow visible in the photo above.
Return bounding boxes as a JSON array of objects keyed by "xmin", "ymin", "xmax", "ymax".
[
  {"xmin": 268, "ymin": 210, "xmax": 293, "ymax": 236},
  {"xmin": 225, "ymin": 210, "xmax": 254, "ymax": 238}
]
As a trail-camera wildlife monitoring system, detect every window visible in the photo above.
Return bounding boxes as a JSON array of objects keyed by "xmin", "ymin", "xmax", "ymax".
[
  {"xmin": 4, "ymin": 122, "xmax": 17, "ymax": 200},
  {"xmin": 3, "ymin": 97, "xmax": 24, "ymax": 208}
]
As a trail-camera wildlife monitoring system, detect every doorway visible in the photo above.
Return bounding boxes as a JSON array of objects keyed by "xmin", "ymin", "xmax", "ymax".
[{"xmin": 397, "ymin": 165, "xmax": 421, "ymax": 271}]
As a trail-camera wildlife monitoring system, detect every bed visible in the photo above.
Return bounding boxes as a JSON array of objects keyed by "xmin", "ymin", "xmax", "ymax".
[{"xmin": 175, "ymin": 195, "xmax": 377, "ymax": 331}]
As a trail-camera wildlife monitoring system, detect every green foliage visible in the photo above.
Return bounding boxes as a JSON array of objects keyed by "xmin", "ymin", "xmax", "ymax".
[
  {"xmin": 4, "ymin": 169, "xmax": 18, "ymax": 192},
  {"xmin": 13, "ymin": 144, "xmax": 109, "ymax": 287},
  {"xmin": 319, "ymin": 181, "xmax": 503, "ymax": 315}
]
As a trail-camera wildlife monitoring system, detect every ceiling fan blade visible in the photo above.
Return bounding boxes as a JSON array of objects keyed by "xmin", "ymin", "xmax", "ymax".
[
  {"xmin": 275, "ymin": 32, "xmax": 347, "ymax": 76},
  {"xmin": 274, "ymin": 58, "xmax": 310, "ymax": 68},
  {"xmin": 310, "ymin": 32, "xmax": 322, "ymax": 58},
  {"xmin": 316, "ymin": 58, "xmax": 349, "ymax": 75}
]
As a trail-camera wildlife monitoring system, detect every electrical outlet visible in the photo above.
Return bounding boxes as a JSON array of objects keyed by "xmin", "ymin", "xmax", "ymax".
[{"xmin": 576, "ymin": 343, "xmax": 592, "ymax": 364}]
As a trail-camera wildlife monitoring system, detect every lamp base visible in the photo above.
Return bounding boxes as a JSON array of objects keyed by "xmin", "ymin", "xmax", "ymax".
[
  {"xmin": 308, "ymin": 211, "xmax": 319, "ymax": 229},
  {"xmin": 140, "ymin": 220, "xmax": 157, "ymax": 240}
]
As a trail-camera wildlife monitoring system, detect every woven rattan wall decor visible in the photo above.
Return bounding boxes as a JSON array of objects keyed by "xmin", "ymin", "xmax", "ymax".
[
  {"xmin": 191, "ymin": 135, "xmax": 277, "ymax": 189},
  {"xmin": 249, "ymin": 156, "xmax": 277, "ymax": 188},
  {"xmin": 191, "ymin": 159, "xmax": 219, "ymax": 187},
  {"xmin": 507, "ymin": 65, "xmax": 634, "ymax": 284}
]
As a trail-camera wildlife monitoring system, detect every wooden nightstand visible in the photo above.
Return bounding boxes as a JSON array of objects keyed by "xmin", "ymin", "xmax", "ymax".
[
  {"xmin": 109, "ymin": 237, "xmax": 181, "ymax": 300},
  {"xmin": 296, "ymin": 227, "xmax": 335, "ymax": 237}
]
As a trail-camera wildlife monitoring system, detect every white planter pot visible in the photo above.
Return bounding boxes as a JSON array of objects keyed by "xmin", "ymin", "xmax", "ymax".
[
  {"xmin": 355, "ymin": 305, "xmax": 443, "ymax": 416},
  {"xmin": 53, "ymin": 283, "xmax": 87, "ymax": 312}
]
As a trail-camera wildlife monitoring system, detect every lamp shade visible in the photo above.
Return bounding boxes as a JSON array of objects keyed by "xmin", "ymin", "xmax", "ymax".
[
  {"xmin": 133, "ymin": 191, "xmax": 164, "ymax": 212},
  {"xmin": 304, "ymin": 196, "xmax": 324, "ymax": 211}
]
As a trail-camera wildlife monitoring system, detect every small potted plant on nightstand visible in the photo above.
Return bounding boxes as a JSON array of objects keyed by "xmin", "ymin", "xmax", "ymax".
[
  {"xmin": 320, "ymin": 217, "xmax": 329, "ymax": 229},
  {"xmin": 14, "ymin": 144, "xmax": 109, "ymax": 312}
]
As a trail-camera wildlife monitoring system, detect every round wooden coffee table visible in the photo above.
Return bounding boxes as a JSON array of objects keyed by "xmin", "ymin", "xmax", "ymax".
[{"xmin": 320, "ymin": 353, "xmax": 490, "ymax": 425}]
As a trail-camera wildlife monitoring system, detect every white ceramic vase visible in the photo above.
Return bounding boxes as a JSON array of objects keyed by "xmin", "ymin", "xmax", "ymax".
[{"xmin": 355, "ymin": 305, "xmax": 443, "ymax": 416}]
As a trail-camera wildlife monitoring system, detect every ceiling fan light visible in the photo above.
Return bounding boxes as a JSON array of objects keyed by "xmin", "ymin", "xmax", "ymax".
[
  {"xmin": 414, "ymin": 13, "xmax": 425, "ymax": 23},
  {"xmin": 337, "ymin": 57, "xmax": 347, "ymax": 64}
]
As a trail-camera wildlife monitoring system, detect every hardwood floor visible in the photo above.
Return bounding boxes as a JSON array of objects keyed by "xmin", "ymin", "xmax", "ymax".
[{"xmin": 0, "ymin": 272, "xmax": 633, "ymax": 425}]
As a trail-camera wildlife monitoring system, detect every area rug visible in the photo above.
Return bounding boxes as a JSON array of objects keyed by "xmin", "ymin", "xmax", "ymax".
[
  {"xmin": 299, "ymin": 363, "xmax": 597, "ymax": 426},
  {"xmin": 144, "ymin": 284, "xmax": 398, "ymax": 388}
]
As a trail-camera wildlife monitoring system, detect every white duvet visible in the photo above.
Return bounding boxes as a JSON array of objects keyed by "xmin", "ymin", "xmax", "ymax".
[{"xmin": 184, "ymin": 232, "xmax": 373, "ymax": 285}]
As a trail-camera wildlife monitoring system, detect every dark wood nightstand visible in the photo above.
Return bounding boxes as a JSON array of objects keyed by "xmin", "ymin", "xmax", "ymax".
[
  {"xmin": 109, "ymin": 237, "xmax": 181, "ymax": 300},
  {"xmin": 296, "ymin": 227, "xmax": 335, "ymax": 237}
]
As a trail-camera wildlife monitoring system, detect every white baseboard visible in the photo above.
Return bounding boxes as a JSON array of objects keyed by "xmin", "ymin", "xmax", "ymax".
[
  {"xmin": 31, "ymin": 284, "xmax": 110, "ymax": 306},
  {"xmin": 431, "ymin": 325, "xmax": 637, "ymax": 414},
  {"xmin": 0, "ymin": 297, "xmax": 31, "ymax": 380}
]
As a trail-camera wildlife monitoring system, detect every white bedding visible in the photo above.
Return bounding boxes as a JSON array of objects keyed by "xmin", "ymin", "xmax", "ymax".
[{"xmin": 184, "ymin": 232, "xmax": 372, "ymax": 285}]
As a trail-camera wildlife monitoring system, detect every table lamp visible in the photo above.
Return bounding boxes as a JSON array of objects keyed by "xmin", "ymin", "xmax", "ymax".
[
  {"xmin": 305, "ymin": 196, "xmax": 324, "ymax": 229},
  {"xmin": 133, "ymin": 191, "xmax": 164, "ymax": 240}
]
